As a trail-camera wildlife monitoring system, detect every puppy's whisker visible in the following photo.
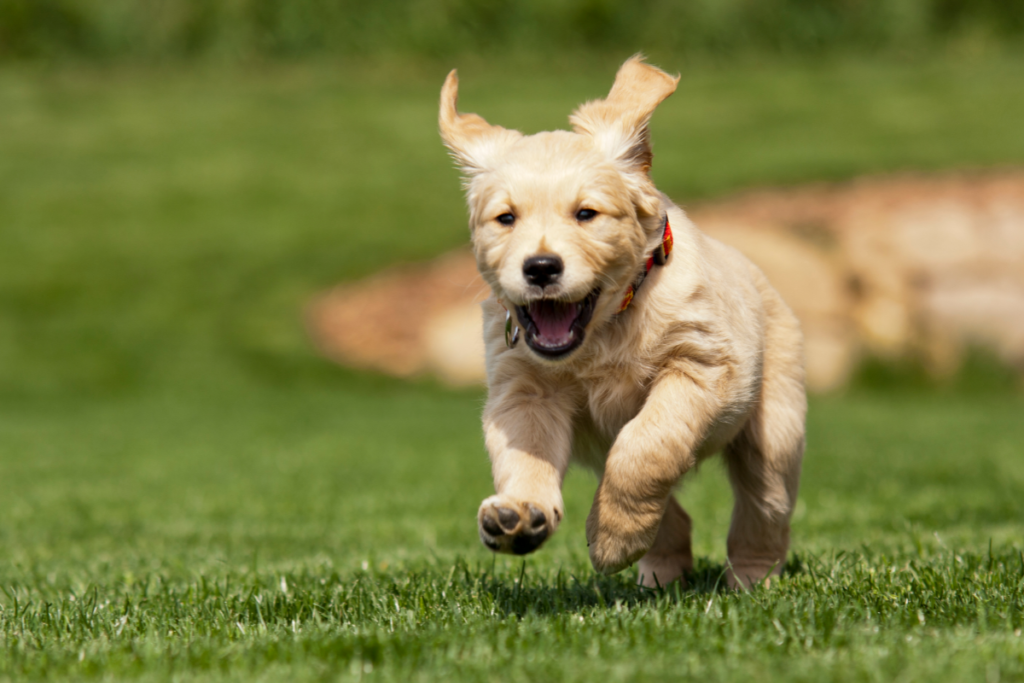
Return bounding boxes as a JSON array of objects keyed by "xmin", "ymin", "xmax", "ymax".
[{"xmin": 595, "ymin": 274, "xmax": 620, "ymax": 292}]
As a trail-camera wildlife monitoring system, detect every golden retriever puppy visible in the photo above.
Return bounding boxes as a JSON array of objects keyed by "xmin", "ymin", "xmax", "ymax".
[{"xmin": 438, "ymin": 56, "xmax": 806, "ymax": 589}]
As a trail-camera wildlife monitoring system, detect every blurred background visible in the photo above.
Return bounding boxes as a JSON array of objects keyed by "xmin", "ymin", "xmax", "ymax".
[
  {"xmin": 0, "ymin": 0, "xmax": 1022, "ymax": 585},
  {"xmin": 3, "ymin": 0, "xmax": 1024, "ymax": 400}
]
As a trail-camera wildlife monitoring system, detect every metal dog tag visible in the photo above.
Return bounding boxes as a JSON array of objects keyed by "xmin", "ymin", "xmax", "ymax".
[{"xmin": 505, "ymin": 309, "xmax": 520, "ymax": 348}]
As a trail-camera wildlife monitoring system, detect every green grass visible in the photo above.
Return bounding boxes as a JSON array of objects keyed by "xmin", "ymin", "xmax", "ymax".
[
  {"xmin": 1, "ymin": 388, "xmax": 1022, "ymax": 681},
  {"xmin": 1, "ymin": 55, "xmax": 1024, "ymax": 680}
]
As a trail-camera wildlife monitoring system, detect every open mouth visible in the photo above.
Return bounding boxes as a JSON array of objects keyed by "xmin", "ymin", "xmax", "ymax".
[{"xmin": 515, "ymin": 288, "xmax": 600, "ymax": 359}]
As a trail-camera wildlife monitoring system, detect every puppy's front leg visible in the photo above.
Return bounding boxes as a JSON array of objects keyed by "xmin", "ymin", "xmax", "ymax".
[
  {"xmin": 478, "ymin": 376, "xmax": 575, "ymax": 555},
  {"xmin": 587, "ymin": 371, "xmax": 715, "ymax": 574}
]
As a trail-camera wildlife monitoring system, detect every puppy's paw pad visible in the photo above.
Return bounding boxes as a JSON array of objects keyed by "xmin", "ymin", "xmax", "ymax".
[
  {"xmin": 478, "ymin": 498, "xmax": 557, "ymax": 556},
  {"xmin": 497, "ymin": 507, "xmax": 521, "ymax": 533},
  {"xmin": 527, "ymin": 505, "xmax": 548, "ymax": 530}
]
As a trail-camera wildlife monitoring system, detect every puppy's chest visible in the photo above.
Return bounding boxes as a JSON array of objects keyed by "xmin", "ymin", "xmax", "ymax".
[
  {"xmin": 567, "ymin": 372, "xmax": 647, "ymax": 471},
  {"xmin": 579, "ymin": 368, "xmax": 649, "ymax": 440}
]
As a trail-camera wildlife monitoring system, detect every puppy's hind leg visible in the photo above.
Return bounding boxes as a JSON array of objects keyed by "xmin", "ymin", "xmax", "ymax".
[
  {"xmin": 723, "ymin": 374, "xmax": 805, "ymax": 589},
  {"xmin": 637, "ymin": 496, "xmax": 693, "ymax": 588},
  {"xmin": 723, "ymin": 277, "xmax": 807, "ymax": 589}
]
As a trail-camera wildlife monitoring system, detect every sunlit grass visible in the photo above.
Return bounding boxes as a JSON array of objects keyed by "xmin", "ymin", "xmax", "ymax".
[{"xmin": 0, "ymin": 385, "xmax": 1022, "ymax": 681}]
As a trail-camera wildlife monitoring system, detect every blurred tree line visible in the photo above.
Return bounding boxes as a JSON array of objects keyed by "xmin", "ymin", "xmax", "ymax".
[{"xmin": 1, "ymin": 0, "xmax": 1022, "ymax": 63}]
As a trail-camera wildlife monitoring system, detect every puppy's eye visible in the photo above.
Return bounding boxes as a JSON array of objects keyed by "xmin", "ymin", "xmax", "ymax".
[
  {"xmin": 496, "ymin": 213, "xmax": 516, "ymax": 226},
  {"xmin": 576, "ymin": 208, "xmax": 598, "ymax": 222}
]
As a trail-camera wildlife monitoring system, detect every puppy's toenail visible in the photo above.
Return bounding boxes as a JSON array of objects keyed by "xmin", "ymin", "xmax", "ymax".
[
  {"xmin": 497, "ymin": 508, "xmax": 520, "ymax": 531},
  {"xmin": 481, "ymin": 515, "xmax": 503, "ymax": 537},
  {"xmin": 528, "ymin": 505, "xmax": 546, "ymax": 530}
]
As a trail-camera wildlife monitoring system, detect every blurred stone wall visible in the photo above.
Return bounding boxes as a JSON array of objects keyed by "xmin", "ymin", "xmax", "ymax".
[{"xmin": 308, "ymin": 171, "xmax": 1024, "ymax": 392}]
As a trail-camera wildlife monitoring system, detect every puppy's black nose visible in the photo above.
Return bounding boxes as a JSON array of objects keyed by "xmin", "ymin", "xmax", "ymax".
[{"xmin": 523, "ymin": 255, "xmax": 564, "ymax": 287}]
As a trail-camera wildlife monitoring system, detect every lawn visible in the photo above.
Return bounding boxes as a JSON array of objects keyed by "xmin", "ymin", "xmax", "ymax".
[{"xmin": 0, "ymin": 54, "xmax": 1023, "ymax": 681}]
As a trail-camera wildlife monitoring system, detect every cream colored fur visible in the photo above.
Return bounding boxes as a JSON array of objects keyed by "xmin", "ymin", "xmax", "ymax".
[{"xmin": 439, "ymin": 56, "xmax": 806, "ymax": 589}]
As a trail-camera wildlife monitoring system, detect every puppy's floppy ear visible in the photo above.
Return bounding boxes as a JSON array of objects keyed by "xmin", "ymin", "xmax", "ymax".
[
  {"xmin": 439, "ymin": 70, "xmax": 521, "ymax": 175},
  {"xmin": 569, "ymin": 55, "xmax": 679, "ymax": 176}
]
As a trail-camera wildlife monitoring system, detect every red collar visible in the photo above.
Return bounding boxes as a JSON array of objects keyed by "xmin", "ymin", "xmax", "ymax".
[{"xmin": 618, "ymin": 216, "xmax": 673, "ymax": 313}]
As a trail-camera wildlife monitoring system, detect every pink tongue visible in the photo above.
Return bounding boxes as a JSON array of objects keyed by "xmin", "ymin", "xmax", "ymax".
[{"xmin": 529, "ymin": 300, "xmax": 578, "ymax": 346}]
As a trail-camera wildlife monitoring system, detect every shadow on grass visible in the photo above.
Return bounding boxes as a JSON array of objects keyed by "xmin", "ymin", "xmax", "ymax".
[{"xmin": 477, "ymin": 555, "xmax": 807, "ymax": 618}]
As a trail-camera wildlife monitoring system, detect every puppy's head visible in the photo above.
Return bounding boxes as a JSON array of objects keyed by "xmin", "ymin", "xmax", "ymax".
[{"xmin": 440, "ymin": 56, "xmax": 679, "ymax": 361}]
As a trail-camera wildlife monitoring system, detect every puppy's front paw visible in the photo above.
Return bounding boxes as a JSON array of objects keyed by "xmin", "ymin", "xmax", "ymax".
[
  {"xmin": 585, "ymin": 497, "xmax": 661, "ymax": 575},
  {"xmin": 586, "ymin": 519, "xmax": 651, "ymax": 575},
  {"xmin": 478, "ymin": 496, "xmax": 560, "ymax": 555}
]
